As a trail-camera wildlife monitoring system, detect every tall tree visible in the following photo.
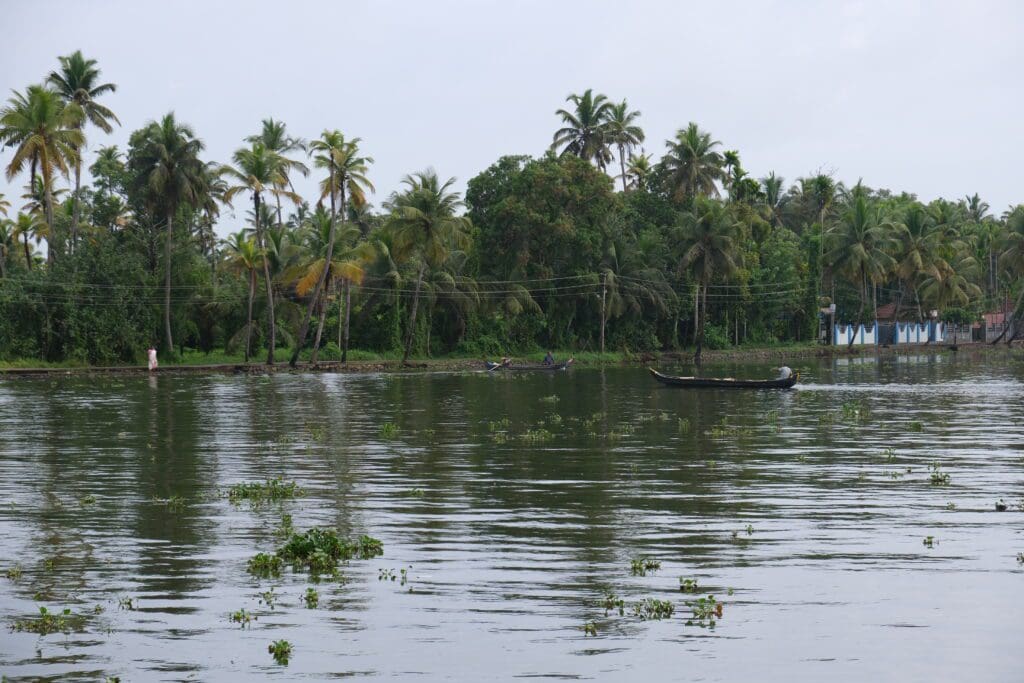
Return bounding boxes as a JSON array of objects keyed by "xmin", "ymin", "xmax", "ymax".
[
  {"xmin": 290, "ymin": 131, "xmax": 373, "ymax": 366},
  {"xmin": 385, "ymin": 170, "xmax": 472, "ymax": 363},
  {"xmin": 675, "ymin": 198, "xmax": 741, "ymax": 364},
  {"xmin": 11, "ymin": 211, "xmax": 45, "ymax": 269},
  {"xmin": 624, "ymin": 153, "xmax": 653, "ymax": 192},
  {"xmin": 827, "ymin": 193, "xmax": 896, "ymax": 347},
  {"xmin": 47, "ymin": 50, "xmax": 119, "ymax": 248},
  {"xmin": 662, "ymin": 123, "xmax": 723, "ymax": 203},
  {"xmin": 223, "ymin": 231, "xmax": 261, "ymax": 361},
  {"xmin": 605, "ymin": 100, "xmax": 644, "ymax": 192},
  {"xmin": 996, "ymin": 207, "xmax": 1024, "ymax": 343},
  {"xmin": 245, "ymin": 118, "xmax": 308, "ymax": 227},
  {"xmin": 127, "ymin": 113, "xmax": 207, "ymax": 355},
  {"xmin": 0, "ymin": 85, "xmax": 84, "ymax": 260},
  {"xmin": 892, "ymin": 204, "xmax": 943, "ymax": 321},
  {"xmin": 760, "ymin": 172, "xmax": 786, "ymax": 228},
  {"xmin": 551, "ymin": 89, "xmax": 614, "ymax": 169},
  {"xmin": 223, "ymin": 142, "xmax": 298, "ymax": 364}
]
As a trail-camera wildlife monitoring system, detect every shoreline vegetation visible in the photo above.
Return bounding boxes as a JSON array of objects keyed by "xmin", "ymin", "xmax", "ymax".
[
  {"xmin": 2, "ymin": 55, "xmax": 1022, "ymax": 369},
  {"xmin": 0, "ymin": 342, "xmax": 1014, "ymax": 377}
]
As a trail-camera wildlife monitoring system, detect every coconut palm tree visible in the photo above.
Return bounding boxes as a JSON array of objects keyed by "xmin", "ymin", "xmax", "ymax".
[
  {"xmin": 127, "ymin": 113, "xmax": 207, "ymax": 354},
  {"xmin": 47, "ymin": 50, "xmax": 119, "ymax": 248},
  {"xmin": 222, "ymin": 142, "xmax": 299, "ymax": 365},
  {"xmin": 0, "ymin": 219, "xmax": 13, "ymax": 278},
  {"xmin": 760, "ymin": 172, "xmax": 786, "ymax": 228},
  {"xmin": 551, "ymin": 89, "xmax": 614, "ymax": 170},
  {"xmin": 624, "ymin": 153, "xmax": 653, "ymax": 192},
  {"xmin": 892, "ymin": 204, "xmax": 944, "ymax": 322},
  {"xmin": 222, "ymin": 231, "xmax": 261, "ymax": 361},
  {"xmin": 290, "ymin": 131, "xmax": 373, "ymax": 366},
  {"xmin": 920, "ymin": 249, "xmax": 981, "ymax": 320},
  {"xmin": 605, "ymin": 100, "xmax": 644, "ymax": 192},
  {"xmin": 675, "ymin": 198, "xmax": 742, "ymax": 364},
  {"xmin": 995, "ymin": 206, "xmax": 1024, "ymax": 343},
  {"xmin": 385, "ymin": 170, "xmax": 472, "ymax": 363},
  {"xmin": 245, "ymin": 118, "xmax": 308, "ymax": 227},
  {"xmin": 827, "ymin": 193, "xmax": 896, "ymax": 348},
  {"xmin": 10, "ymin": 211, "xmax": 45, "ymax": 269},
  {"xmin": 662, "ymin": 123, "xmax": 723, "ymax": 203},
  {"xmin": 0, "ymin": 85, "xmax": 84, "ymax": 259},
  {"xmin": 0, "ymin": 192, "xmax": 9, "ymax": 218}
]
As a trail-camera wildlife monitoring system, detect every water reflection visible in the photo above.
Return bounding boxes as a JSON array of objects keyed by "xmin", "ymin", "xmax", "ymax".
[{"xmin": 0, "ymin": 357, "xmax": 1022, "ymax": 680}]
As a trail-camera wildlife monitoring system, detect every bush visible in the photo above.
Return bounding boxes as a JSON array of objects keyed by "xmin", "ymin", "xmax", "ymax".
[
  {"xmin": 702, "ymin": 323, "xmax": 730, "ymax": 350},
  {"xmin": 318, "ymin": 342, "xmax": 342, "ymax": 361}
]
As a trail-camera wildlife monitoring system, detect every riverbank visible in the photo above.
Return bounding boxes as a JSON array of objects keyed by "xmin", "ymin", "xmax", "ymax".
[{"xmin": 0, "ymin": 341, "xmax": 1016, "ymax": 378}]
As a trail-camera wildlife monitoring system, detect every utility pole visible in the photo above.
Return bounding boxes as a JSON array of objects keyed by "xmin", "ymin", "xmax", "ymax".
[{"xmin": 599, "ymin": 272, "xmax": 607, "ymax": 354}]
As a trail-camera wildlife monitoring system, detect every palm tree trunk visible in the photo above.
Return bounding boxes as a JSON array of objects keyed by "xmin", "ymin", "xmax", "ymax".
[
  {"xmin": 402, "ymin": 263, "xmax": 426, "ymax": 363},
  {"xmin": 71, "ymin": 154, "xmax": 82, "ymax": 252},
  {"xmin": 244, "ymin": 269, "xmax": 255, "ymax": 362},
  {"xmin": 0, "ymin": 250, "xmax": 7, "ymax": 279},
  {"xmin": 692, "ymin": 285, "xmax": 699, "ymax": 345},
  {"xmin": 44, "ymin": 175, "xmax": 56, "ymax": 266},
  {"xmin": 289, "ymin": 169, "xmax": 339, "ymax": 367},
  {"xmin": 848, "ymin": 269, "xmax": 866, "ymax": 349},
  {"xmin": 23, "ymin": 233, "xmax": 32, "ymax": 270},
  {"xmin": 310, "ymin": 274, "xmax": 331, "ymax": 364},
  {"xmin": 694, "ymin": 280, "xmax": 707, "ymax": 365},
  {"xmin": 342, "ymin": 278, "xmax": 352, "ymax": 363},
  {"xmin": 164, "ymin": 209, "xmax": 175, "ymax": 355},
  {"xmin": 618, "ymin": 144, "xmax": 627, "ymax": 193},
  {"xmin": 992, "ymin": 286, "xmax": 1024, "ymax": 345},
  {"xmin": 599, "ymin": 271, "xmax": 607, "ymax": 353},
  {"xmin": 253, "ymin": 193, "xmax": 275, "ymax": 364}
]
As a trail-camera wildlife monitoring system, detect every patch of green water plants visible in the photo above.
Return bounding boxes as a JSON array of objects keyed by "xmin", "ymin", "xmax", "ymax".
[
  {"xmin": 5, "ymin": 565, "xmax": 22, "ymax": 581},
  {"xmin": 268, "ymin": 639, "xmax": 293, "ymax": 665},
  {"xmin": 928, "ymin": 463, "xmax": 951, "ymax": 485},
  {"xmin": 908, "ymin": 421, "xmax": 924, "ymax": 432},
  {"xmin": 539, "ymin": 394, "xmax": 559, "ymax": 404},
  {"xmin": 230, "ymin": 608, "xmax": 255, "ymax": 627},
  {"xmin": 630, "ymin": 556, "xmax": 661, "ymax": 577},
  {"xmin": 841, "ymin": 400, "xmax": 870, "ymax": 423},
  {"xmin": 582, "ymin": 621, "xmax": 598, "ymax": 636},
  {"xmin": 378, "ymin": 568, "xmax": 396, "ymax": 582},
  {"xmin": 378, "ymin": 422, "xmax": 399, "ymax": 439},
  {"xmin": 274, "ymin": 514, "xmax": 295, "ymax": 539},
  {"xmin": 259, "ymin": 587, "xmax": 278, "ymax": 609},
  {"xmin": 679, "ymin": 577, "xmax": 699, "ymax": 593},
  {"xmin": 227, "ymin": 478, "xmax": 303, "ymax": 505},
  {"xmin": 1016, "ymin": 552, "xmax": 1023, "ymax": 564},
  {"xmin": 633, "ymin": 598, "xmax": 674, "ymax": 620},
  {"xmin": 247, "ymin": 552, "xmax": 284, "ymax": 577},
  {"xmin": 79, "ymin": 494, "xmax": 96, "ymax": 506},
  {"xmin": 602, "ymin": 592, "xmax": 625, "ymax": 616},
  {"xmin": 304, "ymin": 587, "xmax": 319, "ymax": 608},
  {"xmin": 117, "ymin": 596, "xmax": 137, "ymax": 610},
  {"xmin": 923, "ymin": 536, "xmax": 936, "ymax": 548},
  {"xmin": 944, "ymin": 502, "xmax": 957, "ymax": 511},
  {"xmin": 11, "ymin": 606, "xmax": 83, "ymax": 635},
  {"xmin": 685, "ymin": 595, "xmax": 723, "ymax": 628},
  {"xmin": 487, "ymin": 418, "xmax": 511, "ymax": 432}
]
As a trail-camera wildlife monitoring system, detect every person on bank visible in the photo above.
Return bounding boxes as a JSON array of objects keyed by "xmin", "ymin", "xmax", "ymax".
[{"xmin": 543, "ymin": 351, "xmax": 555, "ymax": 366}]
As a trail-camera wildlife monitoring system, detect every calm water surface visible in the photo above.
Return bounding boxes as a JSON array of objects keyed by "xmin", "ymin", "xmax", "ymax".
[{"xmin": 1, "ymin": 355, "xmax": 1022, "ymax": 681}]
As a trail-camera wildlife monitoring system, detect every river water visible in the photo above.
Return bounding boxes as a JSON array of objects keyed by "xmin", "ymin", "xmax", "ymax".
[{"xmin": 0, "ymin": 355, "xmax": 1022, "ymax": 681}]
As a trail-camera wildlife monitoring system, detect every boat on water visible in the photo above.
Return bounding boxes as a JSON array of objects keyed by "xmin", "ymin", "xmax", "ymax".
[
  {"xmin": 648, "ymin": 367, "xmax": 798, "ymax": 389},
  {"xmin": 485, "ymin": 360, "xmax": 574, "ymax": 372}
]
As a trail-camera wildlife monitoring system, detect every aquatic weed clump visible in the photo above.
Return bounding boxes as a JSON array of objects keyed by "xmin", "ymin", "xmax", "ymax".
[
  {"xmin": 630, "ymin": 556, "xmax": 661, "ymax": 577},
  {"xmin": 227, "ymin": 478, "xmax": 303, "ymax": 505},
  {"xmin": 268, "ymin": 639, "xmax": 293, "ymax": 664},
  {"xmin": 247, "ymin": 552, "xmax": 284, "ymax": 577},
  {"xmin": 633, "ymin": 598, "xmax": 674, "ymax": 620},
  {"xmin": 685, "ymin": 595, "xmax": 723, "ymax": 628},
  {"xmin": 11, "ymin": 606, "xmax": 83, "ymax": 635},
  {"xmin": 277, "ymin": 528, "xmax": 384, "ymax": 572}
]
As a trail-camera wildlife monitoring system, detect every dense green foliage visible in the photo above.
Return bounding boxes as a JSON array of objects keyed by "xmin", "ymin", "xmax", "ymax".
[{"xmin": 2, "ymin": 54, "xmax": 1022, "ymax": 364}]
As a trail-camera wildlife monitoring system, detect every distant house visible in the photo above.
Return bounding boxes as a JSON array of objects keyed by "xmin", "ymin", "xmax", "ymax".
[{"xmin": 982, "ymin": 300, "xmax": 1014, "ymax": 328}]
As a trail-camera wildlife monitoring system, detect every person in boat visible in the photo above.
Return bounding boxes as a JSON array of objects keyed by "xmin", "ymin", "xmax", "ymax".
[
  {"xmin": 776, "ymin": 365, "xmax": 793, "ymax": 380},
  {"xmin": 543, "ymin": 351, "xmax": 555, "ymax": 366}
]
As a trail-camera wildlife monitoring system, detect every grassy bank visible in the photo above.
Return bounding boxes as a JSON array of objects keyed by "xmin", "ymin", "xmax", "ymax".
[{"xmin": 3, "ymin": 340, "xmax": 1013, "ymax": 375}]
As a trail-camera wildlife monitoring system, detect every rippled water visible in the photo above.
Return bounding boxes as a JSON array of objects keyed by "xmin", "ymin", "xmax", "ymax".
[{"xmin": 1, "ymin": 355, "xmax": 1022, "ymax": 681}]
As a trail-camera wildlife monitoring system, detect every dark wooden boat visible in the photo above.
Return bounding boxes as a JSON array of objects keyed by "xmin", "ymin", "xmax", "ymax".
[
  {"xmin": 485, "ymin": 360, "xmax": 573, "ymax": 372},
  {"xmin": 648, "ymin": 367, "xmax": 797, "ymax": 389}
]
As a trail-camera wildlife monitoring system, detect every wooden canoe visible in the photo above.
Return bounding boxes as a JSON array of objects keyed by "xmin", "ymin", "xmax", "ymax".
[{"xmin": 648, "ymin": 367, "xmax": 797, "ymax": 389}]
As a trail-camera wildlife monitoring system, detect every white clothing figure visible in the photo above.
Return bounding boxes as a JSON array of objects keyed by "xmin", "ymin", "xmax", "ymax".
[
  {"xmin": 777, "ymin": 365, "xmax": 792, "ymax": 379},
  {"xmin": 148, "ymin": 348, "xmax": 158, "ymax": 371}
]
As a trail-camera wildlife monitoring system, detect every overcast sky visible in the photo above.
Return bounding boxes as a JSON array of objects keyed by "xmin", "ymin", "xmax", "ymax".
[{"xmin": 2, "ymin": 0, "xmax": 1021, "ymax": 235}]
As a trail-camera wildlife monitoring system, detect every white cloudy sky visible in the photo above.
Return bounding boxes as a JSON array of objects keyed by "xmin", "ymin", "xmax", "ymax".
[{"xmin": 2, "ymin": 0, "xmax": 1021, "ymax": 234}]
